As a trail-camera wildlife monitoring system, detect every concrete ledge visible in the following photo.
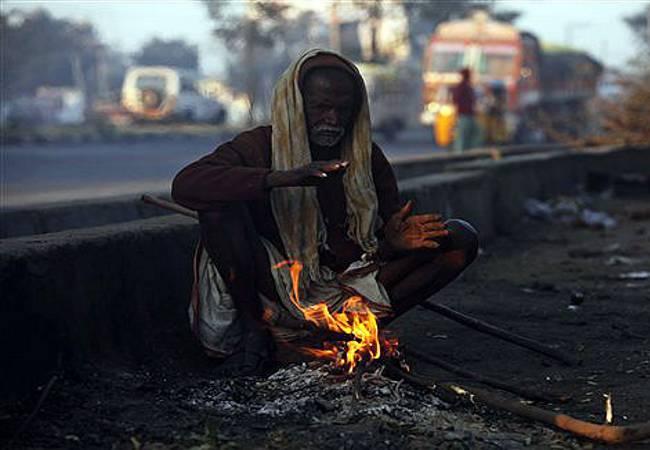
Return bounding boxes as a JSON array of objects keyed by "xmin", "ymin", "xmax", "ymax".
[
  {"xmin": 446, "ymin": 147, "xmax": 650, "ymax": 234},
  {"xmin": 399, "ymin": 171, "xmax": 495, "ymax": 241},
  {"xmin": 390, "ymin": 143, "xmax": 568, "ymax": 180},
  {"xmin": 1, "ymin": 193, "xmax": 173, "ymax": 239},
  {"xmin": 447, "ymin": 152, "xmax": 584, "ymax": 234},
  {"xmin": 0, "ymin": 215, "xmax": 198, "ymax": 399}
]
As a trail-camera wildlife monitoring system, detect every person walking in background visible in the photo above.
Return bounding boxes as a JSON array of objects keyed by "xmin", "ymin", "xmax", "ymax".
[{"xmin": 451, "ymin": 67, "xmax": 481, "ymax": 152}]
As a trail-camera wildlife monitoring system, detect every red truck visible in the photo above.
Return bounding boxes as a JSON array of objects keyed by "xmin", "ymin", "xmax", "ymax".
[{"xmin": 421, "ymin": 11, "xmax": 603, "ymax": 146}]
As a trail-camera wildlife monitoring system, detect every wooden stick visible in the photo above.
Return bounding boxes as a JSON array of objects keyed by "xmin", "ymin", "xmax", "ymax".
[
  {"xmin": 404, "ymin": 346, "xmax": 568, "ymax": 403},
  {"xmin": 352, "ymin": 357, "xmax": 370, "ymax": 401},
  {"xmin": 10, "ymin": 375, "xmax": 59, "ymax": 444},
  {"xmin": 141, "ymin": 194, "xmax": 198, "ymax": 219},
  {"xmin": 382, "ymin": 363, "xmax": 461, "ymax": 405},
  {"xmin": 459, "ymin": 385, "xmax": 650, "ymax": 444},
  {"xmin": 420, "ymin": 301, "xmax": 578, "ymax": 366},
  {"xmin": 387, "ymin": 365, "xmax": 650, "ymax": 445}
]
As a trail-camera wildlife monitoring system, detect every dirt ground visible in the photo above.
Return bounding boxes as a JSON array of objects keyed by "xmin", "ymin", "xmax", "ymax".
[{"xmin": 2, "ymin": 193, "xmax": 649, "ymax": 449}]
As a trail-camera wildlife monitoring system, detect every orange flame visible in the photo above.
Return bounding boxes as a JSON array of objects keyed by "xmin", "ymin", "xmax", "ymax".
[{"xmin": 275, "ymin": 260, "xmax": 397, "ymax": 373}]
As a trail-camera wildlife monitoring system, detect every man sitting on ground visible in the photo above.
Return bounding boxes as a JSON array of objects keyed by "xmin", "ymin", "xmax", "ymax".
[{"xmin": 172, "ymin": 49, "xmax": 479, "ymax": 375}]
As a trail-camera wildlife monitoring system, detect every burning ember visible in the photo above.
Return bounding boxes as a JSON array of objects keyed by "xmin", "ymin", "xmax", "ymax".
[
  {"xmin": 604, "ymin": 393, "xmax": 613, "ymax": 424},
  {"xmin": 275, "ymin": 260, "xmax": 398, "ymax": 374}
]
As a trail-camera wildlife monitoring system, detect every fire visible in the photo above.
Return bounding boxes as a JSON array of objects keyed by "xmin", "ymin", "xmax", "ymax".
[{"xmin": 275, "ymin": 260, "xmax": 397, "ymax": 374}]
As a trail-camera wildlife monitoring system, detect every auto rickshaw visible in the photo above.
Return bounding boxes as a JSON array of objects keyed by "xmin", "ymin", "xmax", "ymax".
[{"xmin": 433, "ymin": 104, "xmax": 456, "ymax": 148}]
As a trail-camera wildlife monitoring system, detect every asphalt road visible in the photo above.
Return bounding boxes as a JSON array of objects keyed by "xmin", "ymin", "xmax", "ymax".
[{"xmin": 2, "ymin": 128, "xmax": 440, "ymax": 209}]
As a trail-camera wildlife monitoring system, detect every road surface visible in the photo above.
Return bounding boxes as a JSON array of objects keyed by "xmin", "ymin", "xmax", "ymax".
[{"xmin": 1, "ymin": 128, "xmax": 440, "ymax": 208}]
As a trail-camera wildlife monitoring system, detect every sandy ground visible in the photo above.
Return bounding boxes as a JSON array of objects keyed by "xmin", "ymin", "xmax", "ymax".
[{"xmin": 2, "ymin": 193, "xmax": 649, "ymax": 449}]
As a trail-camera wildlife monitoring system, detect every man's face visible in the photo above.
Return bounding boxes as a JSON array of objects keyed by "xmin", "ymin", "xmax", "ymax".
[{"xmin": 302, "ymin": 69, "xmax": 357, "ymax": 148}]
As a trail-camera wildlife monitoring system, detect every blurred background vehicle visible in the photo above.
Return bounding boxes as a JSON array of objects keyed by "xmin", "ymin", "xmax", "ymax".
[
  {"xmin": 421, "ymin": 10, "xmax": 603, "ymax": 147},
  {"xmin": 357, "ymin": 62, "xmax": 419, "ymax": 141},
  {"xmin": 121, "ymin": 66, "xmax": 226, "ymax": 123}
]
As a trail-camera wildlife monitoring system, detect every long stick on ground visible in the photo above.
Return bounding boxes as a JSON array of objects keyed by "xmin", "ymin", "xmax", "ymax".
[
  {"xmin": 404, "ymin": 346, "xmax": 568, "ymax": 403},
  {"xmin": 420, "ymin": 301, "xmax": 578, "ymax": 366},
  {"xmin": 386, "ymin": 365, "xmax": 650, "ymax": 445}
]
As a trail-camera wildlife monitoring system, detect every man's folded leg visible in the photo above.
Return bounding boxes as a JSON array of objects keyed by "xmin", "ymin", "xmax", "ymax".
[{"xmin": 199, "ymin": 204, "xmax": 281, "ymax": 376}]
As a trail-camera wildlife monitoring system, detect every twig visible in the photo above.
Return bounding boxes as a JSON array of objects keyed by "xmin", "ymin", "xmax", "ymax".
[
  {"xmin": 404, "ymin": 346, "xmax": 569, "ymax": 403},
  {"xmin": 387, "ymin": 366, "xmax": 650, "ymax": 445},
  {"xmin": 141, "ymin": 194, "xmax": 198, "ymax": 219},
  {"xmin": 352, "ymin": 358, "xmax": 370, "ymax": 402},
  {"xmin": 10, "ymin": 375, "xmax": 59, "ymax": 445},
  {"xmin": 420, "ymin": 301, "xmax": 578, "ymax": 366}
]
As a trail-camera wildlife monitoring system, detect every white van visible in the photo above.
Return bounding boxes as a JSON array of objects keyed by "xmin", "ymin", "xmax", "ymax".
[{"xmin": 121, "ymin": 66, "xmax": 225, "ymax": 123}]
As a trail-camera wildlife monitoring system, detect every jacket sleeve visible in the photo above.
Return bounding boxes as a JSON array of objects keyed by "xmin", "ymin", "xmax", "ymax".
[
  {"xmin": 371, "ymin": 143, "xmax": 400, "ymax": 224},
  {"xmin": 171, "ymin": 128, "xmax": 273, "ymax": 210}
]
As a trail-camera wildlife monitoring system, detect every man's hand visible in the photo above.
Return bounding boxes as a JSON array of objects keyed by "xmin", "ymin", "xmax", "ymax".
[
  {"xmin": 384, "ymin": 201, "xmax": 448, "ymax": 253},
  {"xmin": 265, "ymin": 160, "xmax": 349, "ymax": 188}
]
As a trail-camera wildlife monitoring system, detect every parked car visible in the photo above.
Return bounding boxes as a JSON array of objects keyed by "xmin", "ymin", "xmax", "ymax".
[{"xmin": 121, "ymin": 66, "xmax": 226, "ymax": 123}]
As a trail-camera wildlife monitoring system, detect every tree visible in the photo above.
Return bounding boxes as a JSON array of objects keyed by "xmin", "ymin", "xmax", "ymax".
[
  {"xmin": 351, "ymin": 0, "xmax": 384, "ymax": 62},
  {"xmin": 201, "ymin": 1, "xmax": 326, "ymax": 123},
  {"xmin": 593, "ymin": 6, "xmax": 650, "ymax": 145},
  {"xmin": 625, "ymin": 7, "xmax": 649, "ymax": 46},
  {"xmin": 624, "ymin": 6, "xmax": 649, "ymax": 67},
  {"xmin": 134, "ymin": 38, "xmax": 199, "ymax": 71},
  {"xmin": 1, "ymin": 9, "xmax": 102, "ymax": 100},
  {"xmin": 493, "ymin": 10, "xmax": 521, "ymax": 24}
]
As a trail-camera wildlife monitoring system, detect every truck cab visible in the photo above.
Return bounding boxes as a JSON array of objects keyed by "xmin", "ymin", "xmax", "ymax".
[{"xmin": 421, "ymin": 11, "xmax": 541, "ymax": 146}]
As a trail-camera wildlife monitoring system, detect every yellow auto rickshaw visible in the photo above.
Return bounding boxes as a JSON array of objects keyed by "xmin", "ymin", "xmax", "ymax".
[{"xmin": 434, "ymin": 104, "xmax": 457, "ymax": 148}]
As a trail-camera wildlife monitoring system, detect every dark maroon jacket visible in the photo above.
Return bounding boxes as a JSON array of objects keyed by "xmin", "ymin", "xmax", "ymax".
[
  {"xmin": 172, "ymin": 125, "xmax": 400, "ymax": 271},
  {"xmin": 452, "ymin": 80, "xmax": 475, "ymax": 116}
]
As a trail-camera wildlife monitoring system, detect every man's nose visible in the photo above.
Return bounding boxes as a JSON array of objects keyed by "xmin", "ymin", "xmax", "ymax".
[{"xmin": 322, "ymin": 108, "xmax": 339, "ymax": 126}]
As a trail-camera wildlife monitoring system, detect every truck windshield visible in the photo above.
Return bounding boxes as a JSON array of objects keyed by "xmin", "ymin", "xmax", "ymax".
[
  {"xmin": 430, "ymin": 50, "xmax": 465, "ymax": 73},
  {"xmin": 135, "ymin": 75, "xmax": 167, "ymax": 91},
  {"xmin": 479, "ymin": 53, "xmax": 515, "ymax": 78},
  {"xmin": 428, "ymin": 43, "xmax": 517, "ymax": 78}
]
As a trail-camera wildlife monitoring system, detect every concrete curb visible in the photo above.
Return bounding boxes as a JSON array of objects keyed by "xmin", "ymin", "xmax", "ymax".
[
  {"xmin": 399, "ymin": 170, "xmax": 495, "ymax": 241},
  {"xmin": 1, "ymin": 194, "xmax": 174, "ymax": 239},
  {"xmin": 0, "ymin": 215, "xmax": 198, "ymax": 399}
]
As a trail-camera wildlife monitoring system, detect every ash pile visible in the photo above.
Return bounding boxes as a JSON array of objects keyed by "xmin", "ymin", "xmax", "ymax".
[{"xmin": 183, "ymin": 363, "xmax": 572, "ymax": 449}]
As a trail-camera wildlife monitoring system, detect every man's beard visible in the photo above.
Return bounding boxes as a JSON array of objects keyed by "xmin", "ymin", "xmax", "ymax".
[{"xmin": 308, "ymin": 125, "xmax": 345, "ymax": 147}]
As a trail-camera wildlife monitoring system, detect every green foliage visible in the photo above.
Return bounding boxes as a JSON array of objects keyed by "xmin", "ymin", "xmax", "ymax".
[
  {"xmin": 200, "ymin": 1, "xmax": 326, "ymax": 122},
  {"xmin": 624, "ymin": 7, "xmax": 649, "ymax": 47},
  {"xmin": 134, "ymin": 38, "xmax": 199, "ymax": 70},
  {"xmin": 201, "ymin": 1, "xmax": 291, "ymax": 50},
  {"xmin": 624, "ymin": 6, "xmax": 649, "ymax": 70},
  {"xmin": 1, "ymin": 9, "xmax": 101, "ymax": 99}
]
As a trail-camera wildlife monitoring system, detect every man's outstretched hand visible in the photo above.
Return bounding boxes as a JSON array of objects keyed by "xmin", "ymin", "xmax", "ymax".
[
  {"xmin": 384, "ymin": 201, "xmax": 448, "ymax": 253},
  {"xmin": 265, "ymin": 160, "xmax": 349, "ymax": 188}
]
